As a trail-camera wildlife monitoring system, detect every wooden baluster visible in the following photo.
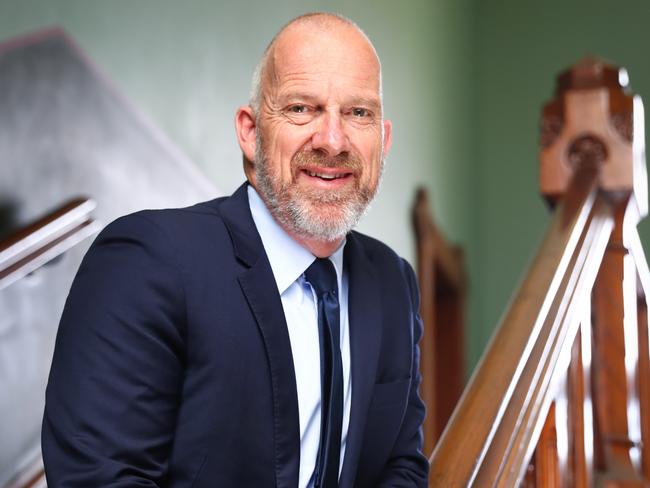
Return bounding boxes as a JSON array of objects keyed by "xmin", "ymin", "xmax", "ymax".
[
  {"xmin": 625, "ymin": 218, "xmax": 650, "ymax": 481},
  {"xmin": 591, "ymin": 200, "xmax": 645, "ymax": 486},
  {"xmin": 534, "ymin": 402, "xmax": 561, "ymax": 487},
  {"xmin": 637, "ymin": 290, "xmax": 650, "ymax": 479},
  {"xmin": 556, "ymin": 368, "xmax": 570, "ymax": 486},
  {"xmin": 566, "ymin": 323, "xmax": 592, "ymax": 487}
]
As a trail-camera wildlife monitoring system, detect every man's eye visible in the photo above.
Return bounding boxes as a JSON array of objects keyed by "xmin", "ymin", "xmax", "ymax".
[
  {"xmin": 352, "ymin": 107, "xmax": 370, "ymax": 118},
  {"xmin": 288, "ymin": 105, "xmax": 308, "ymax": 113},
  {"xmin": 283, "ymin": 104, "xmax": 316, "ymax": 125}
]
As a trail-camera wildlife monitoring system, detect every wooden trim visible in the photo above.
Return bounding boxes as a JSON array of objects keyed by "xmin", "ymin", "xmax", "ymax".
[
  {"xmin": 0, "ymin": 198, "xmax": 99, "ymax": 290},
  {"xmin": 412, "ymin": 188, "xmax": 466, "ymax": 456},
  {"xmin": 412, "ymin": 188, "xmax": 464, "ymax": 290}
]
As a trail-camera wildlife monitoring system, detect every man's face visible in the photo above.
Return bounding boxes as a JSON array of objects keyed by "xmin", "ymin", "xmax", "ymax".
[{"xmin": 250, "ymin": 23, "xmax": 392, "ymax": 243}]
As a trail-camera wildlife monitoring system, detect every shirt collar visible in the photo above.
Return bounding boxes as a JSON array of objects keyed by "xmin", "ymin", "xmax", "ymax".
[{"xmin": 248, "ymin": 185, "xmax": 345, "ymax": 294}]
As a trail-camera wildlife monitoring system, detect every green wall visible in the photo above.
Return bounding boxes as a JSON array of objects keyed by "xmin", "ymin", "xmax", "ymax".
[
  {"xmin": 471, "ymin": 0, "xmax": 650, "ymax": 366},
  {"xmin": 0, "ymin": 0, "xmax": 476, "ymax": 268},
  {"xmin": 7, "ymin": 0, "xmax": 649, "ymax": 374}
]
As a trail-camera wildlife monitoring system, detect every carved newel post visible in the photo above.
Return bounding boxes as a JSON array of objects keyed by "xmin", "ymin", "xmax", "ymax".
[{"xmin": 540, "ymin": 58, "xmax": 649, "ymax": 486}]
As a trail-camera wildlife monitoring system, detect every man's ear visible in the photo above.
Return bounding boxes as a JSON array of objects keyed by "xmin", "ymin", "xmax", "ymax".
[
  {"xmin": 382, "ymin": 119, "xmax": 393, "ymax": 157},
  {"xmin": 235, "ymin": 106, "xmax": 257, "ymax": 163}
]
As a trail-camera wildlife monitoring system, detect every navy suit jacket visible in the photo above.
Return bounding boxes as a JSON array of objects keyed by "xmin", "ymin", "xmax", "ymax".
[{"xmin": 42, "ymin": 184, "xmax": 429, "ymax": 487}]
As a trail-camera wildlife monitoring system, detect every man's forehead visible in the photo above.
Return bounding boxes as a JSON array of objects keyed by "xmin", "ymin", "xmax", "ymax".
[{"xmin": 266, "ymin": 22, "xmax": 380, "ymax": 90}]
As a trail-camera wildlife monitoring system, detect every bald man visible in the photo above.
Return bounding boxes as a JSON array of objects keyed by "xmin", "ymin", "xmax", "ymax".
[{"xmin": 42, "ymin": 13, "xmax": 428, "ymax": 487}]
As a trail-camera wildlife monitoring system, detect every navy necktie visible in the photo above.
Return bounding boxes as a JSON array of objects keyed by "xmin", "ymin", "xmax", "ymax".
[{"xmin": 305, "ymin": 258, "xmax": 343, "ymax": 488}]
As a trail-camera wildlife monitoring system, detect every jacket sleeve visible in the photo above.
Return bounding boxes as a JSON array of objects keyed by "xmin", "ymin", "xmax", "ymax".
[
  {"xmin": 42, "ymin": 213, "xmax": 186, "ymax": 487},
  {"xmin": 374, "ymin": 259, "xmax": 429, "ymax": 487}
]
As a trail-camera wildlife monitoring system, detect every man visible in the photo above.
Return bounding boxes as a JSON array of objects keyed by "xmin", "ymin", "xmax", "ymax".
[{"xmin": 42, "ymin": 12, "xmax": 428, "ymax": 487}]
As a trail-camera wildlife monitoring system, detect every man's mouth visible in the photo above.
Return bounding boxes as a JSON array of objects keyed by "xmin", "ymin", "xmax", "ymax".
[
  {"xmin": 300, "ymin": 168, "xmax": 355, "ymax": 187},
  {"xmin": 306, "ymin": 170, "xmax": 350, "ymax": 180}
]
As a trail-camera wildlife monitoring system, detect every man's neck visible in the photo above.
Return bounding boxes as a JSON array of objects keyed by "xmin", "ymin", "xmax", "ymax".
[{"xmin": 288, "ymin": 232, "xmax": 344, "ymax": 259}]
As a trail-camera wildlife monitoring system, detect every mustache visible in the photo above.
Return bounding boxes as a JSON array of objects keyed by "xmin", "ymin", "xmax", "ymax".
[{"xmin": 291, "ymin": 149, "xmax": 362, "ymax": 171}]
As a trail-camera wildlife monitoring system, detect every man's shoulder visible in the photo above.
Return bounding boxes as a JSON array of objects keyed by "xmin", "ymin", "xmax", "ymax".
[
  {"xmin": 124, "ymin": 195, "xmax": 228, "ymax": 223},
  {"xmin": 92, "ymin": 193, "xmax": 244, "ymax": 259},
  {"xmin": 102, "ymin": 197, "xmax": 224, "ymax": 237}
]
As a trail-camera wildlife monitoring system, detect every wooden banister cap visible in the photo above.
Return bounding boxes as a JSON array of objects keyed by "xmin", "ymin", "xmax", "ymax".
[
  {"xmin": 540, "ymin": 58, "xmax": 647, "ymax": 217},
  {"xmin": 556, "ymin": 57, "xmax": 628, "ymax": 93}
]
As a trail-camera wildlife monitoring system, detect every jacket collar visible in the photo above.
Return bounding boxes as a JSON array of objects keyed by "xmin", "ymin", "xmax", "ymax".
[
  {"xmin": 218, "ymin": 183, "xmax": 383, "ymax": 487},
  {"xmin": 218, "ymin": 182, "xmax": 263, "ymax": 267},
  {"xmin": 339, "ymin": 232, "xmax": 383, "ymax": 487},
  {"xmin": 219, "ymin": 182, "xmax": 301, "ymax": 488}
]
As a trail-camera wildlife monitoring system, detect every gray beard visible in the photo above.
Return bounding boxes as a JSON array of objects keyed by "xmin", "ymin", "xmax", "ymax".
[{"xmin": 253, "ymin": 132, "xmax": 382, "ymax": 243}]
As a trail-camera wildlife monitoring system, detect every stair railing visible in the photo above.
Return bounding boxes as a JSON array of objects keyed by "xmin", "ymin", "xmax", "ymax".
[{"xmin": 429, "ymin": 59, "xmax": 650, "ymax": 487}]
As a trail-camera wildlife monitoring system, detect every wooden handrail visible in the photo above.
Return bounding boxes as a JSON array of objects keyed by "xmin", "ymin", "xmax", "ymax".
[
  {"xmin": 429, "ymin": 167, "xmax": 614, "ymax": 485},
  {"xmin": 4, "ymin": 455, "xmax": 46, "ymax": 488},
  {"xmin": 477, "ymin": 190, "xmax": 613, "ymax": 485},
  {"xmin": 0, "ymin": 198, "xmax": 99, "ymax": 290}
]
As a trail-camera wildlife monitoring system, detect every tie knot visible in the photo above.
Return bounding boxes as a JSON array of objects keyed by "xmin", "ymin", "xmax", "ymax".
[{"xmin": 305, "ymin": 258, "xmax": 338, "ymax": 296}]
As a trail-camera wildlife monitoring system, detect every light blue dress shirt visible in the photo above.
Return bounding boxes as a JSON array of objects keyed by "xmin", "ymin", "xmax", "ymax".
[{"xmin": 248, "ymin": 185, "xmax": 352, "ymax": 487}]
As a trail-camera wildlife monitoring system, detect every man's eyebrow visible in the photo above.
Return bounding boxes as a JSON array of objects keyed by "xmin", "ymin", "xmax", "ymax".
[
  {"xmin": 278, "ymin": 92, "xmax": 320, "ymax": 104},
  {"xmin": 347, "ymin": 97, "xmax": 381, "ymax": 109}
]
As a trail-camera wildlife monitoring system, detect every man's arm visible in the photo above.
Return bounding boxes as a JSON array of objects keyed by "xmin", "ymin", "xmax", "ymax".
[
  {"xmin": 374, "ymin": 259, "xmax": 429, "ymax": 487},
  {"xmin": 42, "ymin": 213, "xmax": 186, "ymax": 487}
]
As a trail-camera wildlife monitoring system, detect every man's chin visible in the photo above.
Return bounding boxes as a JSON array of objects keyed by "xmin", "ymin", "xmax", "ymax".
[
  {"xmin": 294, "ymin": 219, "xmax": 352, "ymax": 243},
  {"xmin": 294, "ymin": 203, "xmax": 366, "ymax": 239},
  {"xmin": 299, "ymin": 199, "xmax": 355, "ymax": 219}
]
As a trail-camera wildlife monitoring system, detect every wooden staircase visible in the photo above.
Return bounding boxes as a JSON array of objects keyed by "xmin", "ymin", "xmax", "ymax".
[{"xmin": 427, "ymin": 60, "xmax": 650, "ymax": 486}]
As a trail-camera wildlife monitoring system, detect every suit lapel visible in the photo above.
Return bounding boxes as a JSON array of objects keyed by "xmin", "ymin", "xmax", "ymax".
[
  {"xmin": 339, "ymin": 233, "xmax": 383, "ymax": 487},
  {"xmin": 219, "ymin": 184, "xmax": 300, "ymax": 488}
]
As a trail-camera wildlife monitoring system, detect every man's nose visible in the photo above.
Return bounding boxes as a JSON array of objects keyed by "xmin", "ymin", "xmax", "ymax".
[{"xmin": 311, "ymin": 111, "xmax": 350, "ymax": 157}]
